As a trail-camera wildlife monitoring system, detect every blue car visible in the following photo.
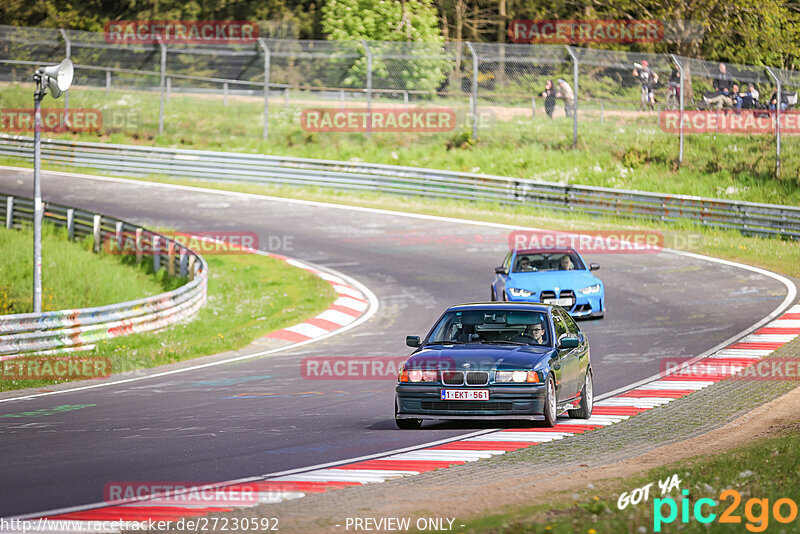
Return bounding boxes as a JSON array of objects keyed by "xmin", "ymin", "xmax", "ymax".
[
  {"xmin": 491, "ymin": 248, "xmax": 605, "ymax": 319},
  {"xmin": 396, "ymin": 302, "xmax": 593, "ymax": 429}
]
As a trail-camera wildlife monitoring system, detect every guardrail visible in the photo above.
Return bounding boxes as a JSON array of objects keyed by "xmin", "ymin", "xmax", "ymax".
[
  {"xmin": 0, "ymin": 192, "xmax": 207, "ymax": 357},
  {"xmin": 1, "ymin": 135, "xmax": 799, "ymax": 239}
]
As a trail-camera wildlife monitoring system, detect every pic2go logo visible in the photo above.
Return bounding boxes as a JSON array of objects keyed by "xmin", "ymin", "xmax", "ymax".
[{"xmin": 654, "ymin": 489, "xmax": 799, "ymax": 532}]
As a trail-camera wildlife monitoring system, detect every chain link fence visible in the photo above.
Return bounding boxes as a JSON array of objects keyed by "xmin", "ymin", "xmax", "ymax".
[{"xmin": 0, "ymin": 24, "xmax": 797, "ymax": 178}]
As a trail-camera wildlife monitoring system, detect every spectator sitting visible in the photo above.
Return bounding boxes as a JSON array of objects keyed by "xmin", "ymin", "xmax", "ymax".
[
  {"xmin": 713, "ymin": 63, "xmax": 731, "ymax": 93},
  {"xmin": 541, "ymin": 79, "xmax": 557, "ymax": 119},
  {"xmin": 556, "ymin": 78, "xmax": 575, "ymax": 117},
  {"xmin": 769, "ymin": 88, "xmax": 788, "ymax": 111},
  {"xmin": 730, "ymin": 84, "xmax": 743, "ymax": 110},
  {"xmin": 706, "ymin": 87, "xmax": 733, "ymax": 110},
  {"xmin": 739, "ymin": 84, "xmax": 759, "ymax": 109}
]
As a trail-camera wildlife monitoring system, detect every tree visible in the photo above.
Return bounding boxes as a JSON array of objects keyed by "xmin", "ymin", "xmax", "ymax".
[{"xmin": 321, "ymin": 0, "xmax": 449, "ymax": 91}]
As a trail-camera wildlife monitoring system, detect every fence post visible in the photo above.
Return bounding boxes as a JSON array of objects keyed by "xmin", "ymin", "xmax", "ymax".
[
  {"xmin": 466, "ymin": 42, "xmax": 479, "ymax": 141},
  {"xmin": 284, "ymin": 87, "xmax": 289, "ymax": 107},
  {"xmin": 600, "ymin": 100, "xmax": 604, "ymax": 123},
  {"xmin": 135, "ymin": 228, "xmax": 143, "ymax": 263},
  {"xmin": 92, "ymin": 214, "xmax": 102, "ymax": 253},
  {"xmin": 188, "ymin": 254, "xmax": 196, "ymax": 281},
  {"xmin": 66, "ymin": 208, "xmax": 74, "ymax": 240},
  {"xmin": 158, "ymin": 37, "xmax": 166, "ymax": 134},
  {"xmin": 166, "ymin": 77, "xmax": 171, "ymax": 102},
  {"xmin": 106, "ymin": 70, "xmax": 111, "ymax": 95},
  {"xmin": 670, "ymin": 54, "xmax": 685, "ymax": 166},
  {"xmin": 5, "ymin": 196, "xmax": 13, "ymax": 229},
  {"xmin": 179, "ymin": 248, "xmax": 188, "ymax": 277},
  {"xmin": 153, "ymin": 235, "xmax": 161, "ymax": 272},
  {"xmin": 257, "ymin": 38, "xmax": 270, "ymax": 141},
  {"xmin": 361, "ymin": 40, "xmax": 373, "ymax": 139},
  {"xmin": 765, "ymin": 67, "xmax": 781, "ymax": 178},
  {"xmin": 339, "ymin": 89, "xmax": 345, "ymax": 109},
  {"xmin": 167, "ymin": 240, "xmax": 175, "ymax": 276},
  {"xmin": 223, "ymin": 82, "xmax": 229, "ymax": 105},
  {"xmin": 565, "ymin": 45, "xmax": 578, "ymax": 148},
  {"xmin": 531, "ymin": 96, "xmax": 536, "ymax": 118},
  {"xmin": 59, "ymin": 29, "xmax": 71, "ymax": 123},
  {"xmin": 115, "ymin": 221, "xmax": 123, "ymax": 252}
]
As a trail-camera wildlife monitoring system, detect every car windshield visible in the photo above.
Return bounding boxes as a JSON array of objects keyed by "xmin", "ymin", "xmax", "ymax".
[
  {"xmin": 513, "ymin": 252, "xmax": 584, "ymax": 273},
  {"xmin": 427, "ymin": 310, "xmax": 550, "ymax": 346}
]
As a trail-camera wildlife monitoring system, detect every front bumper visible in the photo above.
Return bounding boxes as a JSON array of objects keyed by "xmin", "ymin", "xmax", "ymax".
[
  {"xmin": 395, "ymin": 383, "xmax": 547, "ymax": 420},
  {"xmin": 505, "ymin": 292, "xmax": 604, "ymax": 318}
]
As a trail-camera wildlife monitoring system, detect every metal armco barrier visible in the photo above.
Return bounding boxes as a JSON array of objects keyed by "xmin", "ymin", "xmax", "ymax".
[
  {"xmin": 0, "ymin": 192, "xmax": 208, "ymax": 357},
  {"xmin": 1, "ymin": 135, "xmax": 799, "ymax": 239}
]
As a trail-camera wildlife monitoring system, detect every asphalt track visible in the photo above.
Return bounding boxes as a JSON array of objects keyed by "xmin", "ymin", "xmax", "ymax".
[{"xmin": 0, "ymin": 167, "xmax": 794, "ymax": 518}]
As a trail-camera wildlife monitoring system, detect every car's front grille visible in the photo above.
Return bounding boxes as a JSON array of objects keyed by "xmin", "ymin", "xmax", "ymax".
[
  {"xmin": 465, "ymin": 371, "xmax": 489, "ymax": 385},
  {"xmin": 421, "ymin": 401, "xmax": 513, "ymax": 411},
  {"xmin": 540, "ymin": 290, "xmax": 556, "ymax": 300},
  {"xmin": 441, "ymin": 371, "xmax": 464, "ymax": 385},
  {"xmin": 574, "ymin": 304, "xmax": 592, "ymax": 313},
  {"xmin": 560, "ymin": 290, "xmax": 576, "ymax": 300}
]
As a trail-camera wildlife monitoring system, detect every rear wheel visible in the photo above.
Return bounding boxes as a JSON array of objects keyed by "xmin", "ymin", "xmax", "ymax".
[
  {"xmin": 543, "ymin": 375, "xmax": 557, "ymax": 427},
  {"xmin": 568, "ymin": 369, "xmax": 593, "ymax": 419}
]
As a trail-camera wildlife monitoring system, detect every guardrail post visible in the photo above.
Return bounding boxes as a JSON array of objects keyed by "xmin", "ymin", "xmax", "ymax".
[
  {"xmin": 361, "ymin": 40, "xmax": 373, "ymax": 139},
  {"xmin": 92, "ymin": 214, "xmax": 102, "ymax": 253},
  {"xmin": 153, "ymin": 235, "xmax": 161, "ymax": 272},
  {"xmin": 166, "ymin": 77, "xmax": 171, "ymax": 102},
  {"xmin": 466, "ymin": 42, "xmax": 478, "ymax": 141},
  {"xmin": 115, "ymin": 221, "xmax": 123, "ymax": 252},
  {"xmin": 284, "ymin": 87, "xmax": 289, "ymax": 107},
  {"xmin": 167, "ymin": 240, "xmax": 175, "ymax": 276},
  {"xmin": 135, "ymin": 228, "xmax": 143, "ymax": 263},
  {"xmin": 66, "ymin": 208, "xmax": 74, "ymax": 240},
  {"xmin": 565, "ymin": 45, "xmax": 579, "ymax": 148},
  {"xmin": 179, "ymin": 248, "xmax": 188, "ymax": 277},
  {"xmin": 59, "ymin": 29, "xmax": 71, "ymax": 123},
  {"xmin": 106, "ymin": 70, "xmax": 111, "ymax": 95},
  {"xmin": 670, "ymin": 54, "xmax": 685, "ymax": 166},
  {"xmin": 766, "ymin": 67, "xmax": 781, "ymax": 178},
  {"xmin": 158, "ymin": 37, "xmax": 166, "ymax": 134},
  {"xmin": 600, "ymin": 100, "xmax": 604, "ymax": 123},
  {"xmin": 5, "ymin": 196, "xmax": 13, "ymax": 229},
  {"xmin": 257, "ymin": 38, "xmax": 271, "ymax": 141},
  {"xmin": 188, "ymin": 254, "xmax": 196, "ymax": 280},
  {"xmin": 223, "ymin": 82, "xmax": 229, "ymax": 105}
]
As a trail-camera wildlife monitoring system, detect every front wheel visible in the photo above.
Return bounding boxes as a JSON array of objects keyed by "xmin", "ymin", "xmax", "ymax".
[
  {"xmin": 542, "ymin": 374, "xmax": 558, "ymax": 427},
  {"xmin": 569, "ymin": 369, "xmax": 593, "ymax": 419}
]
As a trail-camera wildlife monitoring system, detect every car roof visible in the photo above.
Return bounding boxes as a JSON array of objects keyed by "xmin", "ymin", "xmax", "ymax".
[
  {"xmin": 446, "ymin": 302, "xmax": 553, "ymax": 313},
  {"xmin": 515, "ymin": 248, "xmax": 578, "ymax": 255}
]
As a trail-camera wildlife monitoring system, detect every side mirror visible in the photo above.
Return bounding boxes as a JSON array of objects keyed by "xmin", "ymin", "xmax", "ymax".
[
  {"xmin": 589, "ymin": 263, "xmax": 600, "ymax": 271},
  {"xmin": 558, "ymin": 336, "xmax": 580, "ymax": 349},
  {"xmin": 406, "ymin": 336, "xmax": 421, "ymax": 348},
  {"xmin": 494, "ymin": 266, "xmax": 507, "ymax": 275}
]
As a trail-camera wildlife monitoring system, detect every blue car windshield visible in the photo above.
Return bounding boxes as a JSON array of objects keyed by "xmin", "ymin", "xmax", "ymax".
[
  {"xmin": 513, "ymin": 252, "xmax": 584, "ymax": 273},
  {"xmin": 427, "ymin": 310, "xmax": 550, "ymax": 346}
]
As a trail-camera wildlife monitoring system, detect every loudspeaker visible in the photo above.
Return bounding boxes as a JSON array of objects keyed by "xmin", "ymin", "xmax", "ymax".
[{"xmin": 41, "ymin": 59, "xmax": 74, "ymax": 98}]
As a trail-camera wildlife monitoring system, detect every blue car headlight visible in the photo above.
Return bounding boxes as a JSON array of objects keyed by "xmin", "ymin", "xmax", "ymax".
[
  {"xmin": 507, "ymin": 287, "xmax": 534, "ymax": 297},
  {"xmin": 580, "ymin": 284, "xmax": 602, "ymax": 295}
]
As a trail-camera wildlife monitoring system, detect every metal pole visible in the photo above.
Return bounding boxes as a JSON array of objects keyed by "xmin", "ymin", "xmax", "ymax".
[
  {"xmin": 158, "ymin": 38, "xmax": 166, "ymax": 134},
  {"xmin": 466, "ymin": 42, "xmax": 478, "ymax": 140},
  {"xmin": 223, "ymin": 82, "xmax": 228, "ymax": 105},
  {"xmin": 766, "ymin": 67, "xmax": 781, "ymax": 178},
  {"xmin": 33, "ymin": 92, "xmax": 43, "ymax": 313},
  {"xmin": 671, "ymin": 54, "xmax": 685, "ymax": 165},
  {"xmin": 106, "ymin": 70, "xmax": 111, "ymax": 95},
  {"xmin": 565, "ymin": 46, "xmax": 578, "ymax": 148},
  {"xmin": 361, "ymin": 40, "xmax": 373, "ymax": 138},
  {"xmin": 59, "ymin": 29, "xmax": 70, "ymax": 125},
  {"xmin": 258, "ymin": 38, "xmax": 270, "ymax": 141}
]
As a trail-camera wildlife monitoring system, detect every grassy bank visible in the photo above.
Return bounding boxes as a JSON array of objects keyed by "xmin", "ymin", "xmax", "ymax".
[
  {"xmin": 1, "ymin": 82, "xmax": 798, "ymax": 204},
  {"xmin": 0, "ymin": 224, "xmax": 336, "ymax": 392},
  {"xmin": 455, "ymin": 422, "xmax": 800, "ymax": 533}
]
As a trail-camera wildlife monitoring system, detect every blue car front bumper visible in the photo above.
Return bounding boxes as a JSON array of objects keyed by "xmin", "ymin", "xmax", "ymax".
[{"xmin": 505, "ymin": 292, "xmax": 604, "ymax": 318}]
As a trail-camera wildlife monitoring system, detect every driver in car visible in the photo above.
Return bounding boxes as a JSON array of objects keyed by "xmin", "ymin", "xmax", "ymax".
[
  {"xmin": 511, "ymin": 321, "xmax": 546, "ymax": 345},
  {"xmin": 559, "ymin": 255, "xmax": 574, "ymax": 270},
  {"xmin": 518, "ymin": 256, "xmax": 534, "ymax": 271}
]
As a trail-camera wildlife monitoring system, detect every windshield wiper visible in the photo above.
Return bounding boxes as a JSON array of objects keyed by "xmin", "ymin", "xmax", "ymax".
[
  {"xmin": 429, "ymin": 340, "xmax": 467, "ymax": 345},
  {"xmin": 479, "ymin": 340, "xmax": 528, "ymax": 345}
]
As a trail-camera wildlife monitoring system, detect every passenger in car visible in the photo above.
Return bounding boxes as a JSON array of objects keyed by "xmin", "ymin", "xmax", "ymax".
[{"xmin": 559, "ymin": 255, "xmax": 574, "ymax": 270}]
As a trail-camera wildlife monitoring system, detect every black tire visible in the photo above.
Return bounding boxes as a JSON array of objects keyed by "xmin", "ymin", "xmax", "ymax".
[
  {"xmin": 542, "ymin": 374, "xmax": 558, "ymax": 427},
  {"xmin": 395, "ymin": 417, "xmax": 423, "ymax": 429},
  {"xmin": 568, "ymin": 369, "xmax": 593, "ymax": 419},
  {"xmin": 491, "ymin": 287, "xmax": 496, "ymax": 301}
]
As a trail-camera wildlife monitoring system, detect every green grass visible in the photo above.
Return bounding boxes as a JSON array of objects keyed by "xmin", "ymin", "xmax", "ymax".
[
  {"xmin": 0, "ymin": 224, "xmax": 336, "ymax": 392},
  {"xmin": 0, "ymin": 223, "xmax": 181, "ymax": 314},
  {"xmin": 1, "ymin": 82, "xmax": 799, "ymax": 205},
  {"xmin": 451, "ymin": 423, "xmax": 800, "ymax": 533}
]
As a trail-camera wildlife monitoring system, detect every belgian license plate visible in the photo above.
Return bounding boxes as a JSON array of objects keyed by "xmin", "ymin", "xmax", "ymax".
[
  {"xmin": 441, "ymin": 389, "xmax": 489, "ymax": 401},
  {"xmin": 544, "ymin": 298, "xmax": 574, "ymax": 307}
]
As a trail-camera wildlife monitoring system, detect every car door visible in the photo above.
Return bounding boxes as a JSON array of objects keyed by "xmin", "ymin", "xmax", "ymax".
[
  {"xmin": 493, "ymin": 251, "xmax": 513, "ymax": 300},
  {"xmin": 554, "ymin": 309, "xmax": 580, "ymax": 400},
  {"xmin": 560, "ymin": 309, "xmax": 588, "ymax": 397}
]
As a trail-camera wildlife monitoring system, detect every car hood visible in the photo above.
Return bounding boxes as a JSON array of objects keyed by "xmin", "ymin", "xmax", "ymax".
[
  {"xmin": 507, "ymin": 270, "xmax": 601, "ymax": 291},
  {"xmin": 407, "ymin": 345, "xmax": 554, "ymax": 371}
]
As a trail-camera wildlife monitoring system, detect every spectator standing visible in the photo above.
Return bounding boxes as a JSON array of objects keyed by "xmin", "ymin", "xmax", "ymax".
[
  {"xmin": 556, "ymin": 78, "xmax": 575, "ymax": 117},
  {"xmin": 541, "ymin": 79, "xmax": 557, "ymax": 119},
  {"xmin": 713, "ymin": 63, "xmax": 731, "ymax": 93}
]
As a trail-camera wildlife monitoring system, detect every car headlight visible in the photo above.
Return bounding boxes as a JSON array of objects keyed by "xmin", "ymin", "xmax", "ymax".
[
  {"xmin": 507, "ymin": 287, "xmax": 534, "ymax": 297},
  {"xmin": 580, "ymin": 283, "xmax": 602, "ymax": 295},
  {"xmin": 404, "ymin": 369, "xmax": 438, "ymax": 383},
  {"xmin": 495, "ymin": 370, "xmax": 540, "ymax": 383}
]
